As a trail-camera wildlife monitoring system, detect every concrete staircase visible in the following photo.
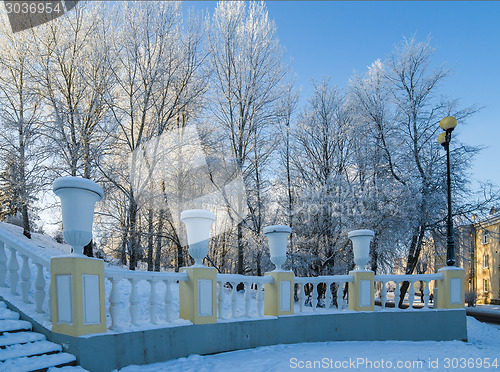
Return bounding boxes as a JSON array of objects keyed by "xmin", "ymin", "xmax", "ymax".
[{"xmin": 0, "ymin": 301, "xmax": 80, "ymax": 372}]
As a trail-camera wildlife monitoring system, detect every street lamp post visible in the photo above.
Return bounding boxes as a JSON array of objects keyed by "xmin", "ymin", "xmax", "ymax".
[{"xmin": 438, "ymin": 116, "xmax": 458, "ymax": 266}]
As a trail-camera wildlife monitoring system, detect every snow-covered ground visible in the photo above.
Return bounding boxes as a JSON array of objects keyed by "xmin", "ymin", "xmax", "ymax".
[{"xmin": 115, "ymin": 317, "xmax": 500, "ymax": 372}]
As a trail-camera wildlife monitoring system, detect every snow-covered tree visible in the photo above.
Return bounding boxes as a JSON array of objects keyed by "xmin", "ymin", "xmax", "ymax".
[
  {"xmin": 0, "ymin": 16, "xmax": 48, "ymax": 238},
  {"xmin": 208, "ymin": 1, "xmax": 290, "ymax": 275},
  {"xmin": 101, "ymin": 1, "xmax": 207, "ymax": 270}
]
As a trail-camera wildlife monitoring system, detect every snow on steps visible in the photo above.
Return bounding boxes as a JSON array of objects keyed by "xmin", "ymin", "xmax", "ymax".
[{"xmin": 0, "ymin": 301, "xmax": 81, "ymax": 371}]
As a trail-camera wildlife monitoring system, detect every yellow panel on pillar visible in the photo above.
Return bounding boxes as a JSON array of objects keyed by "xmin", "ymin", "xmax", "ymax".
[
  {"xmin": 51, "ymin": 256, "xmax": 106, "ymax": 337},
  {"xmin": 436, "ymin": 267, "xmax": 465, "ymax": 309},
  {"xmin": 348, "ymin": 270, "xmax": 375, "ymax": 311},
  {"xmin": 264, "ymin": 271, "xmax": 294, "ymax": 316},
  {"xmin": 179, "ymin": 266, "xmax": 217, "ymax": 324}
]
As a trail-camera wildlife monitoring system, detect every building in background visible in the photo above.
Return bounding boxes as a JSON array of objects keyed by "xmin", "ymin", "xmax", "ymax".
[{"xmin": 467, "ymin": 208, "xmax": 500, "ymax": 304}]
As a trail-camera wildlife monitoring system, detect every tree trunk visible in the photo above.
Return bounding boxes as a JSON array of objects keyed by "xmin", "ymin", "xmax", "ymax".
[
  {"xmin": 147, "ymin": 208, "xmax": 154, "ymax": 271},
  {"xmin": 21, "ymin": 203, "xmax": 31, "ymax": 239},
  {"xmin": 119, "ymin": 221, "xmax": 128, "ymax": 265},
  {"xmin": 154, "ymin": 208, "xmax": 164, "ymax": 272},
  {"xmin": 370, "ymin": 238, "xmax": 378, "ymax": 274},
  {"xmin": 175, "ymin": 242, "xmax": 184, "ymax": 272},
  {"xmin": 83, "ymin": 241, "xmax": 94, "ymax": 257},
  {"xmin": 237, "ymin": 221, "xmax": 244, "ymax": 274},
  {"xmin": 128, "ymin": 192, "xmax": 139, "ymax": 270},
  {"xmin": 398, "ymin": 226, "xmax": 426, "ymax": 308}
]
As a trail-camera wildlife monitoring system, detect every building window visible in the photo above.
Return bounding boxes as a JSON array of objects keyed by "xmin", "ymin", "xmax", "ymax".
[
  {"xmin": 483, "ymin": 279, "xmax": 489, "ymax": 292},
  {"xmin": 483, "ymin": 254, "xmax": 489, "ymax": 269},
  {"xmin": 482, "ymin": 230, "xmax": 489, "ymax": 244}
]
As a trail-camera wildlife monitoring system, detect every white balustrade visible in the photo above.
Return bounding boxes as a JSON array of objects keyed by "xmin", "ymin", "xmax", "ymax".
[
  {"xmin": 0, "ymin": 227, "xmax": 51, "ymax": 322},
  {"xmin": 105, "ymin": 269, "xmax": 188, "ymax": 329},
  {"xmin": 216, "ymin": 274, "xmax": 273, "ymax": 319},
  {"xmin": 0, "ymin": 222, "xmax": 457, "ymax": 337},
  {"xmin": 295, "ymin": 275, "xmax": 353, "ymax": 313},
  {"xmin": 375, "ymin": 273, "xmax": 443, "ymax": 310}
]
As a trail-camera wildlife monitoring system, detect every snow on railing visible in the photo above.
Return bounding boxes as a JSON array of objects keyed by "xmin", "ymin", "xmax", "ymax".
[
  {"xmin": 216, "ymin": 273, "xmax": 273, "ymax": 319},
  {"xmin": 295, "ymin": 275, "xmax": 353, "ymax": 312},
  {"xmin": 0, "ymin": 228, "xmax": 51, "ymax": 320},
  {"xmin": 104, "ymin": 269, "xmax": 188, "ymax": 330},
  {"xmin": 374, "ymin": 273, "xmax": 443, "ymax": 310}
]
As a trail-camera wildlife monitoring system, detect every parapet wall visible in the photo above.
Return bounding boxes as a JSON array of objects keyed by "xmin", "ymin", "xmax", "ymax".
[{"xmin": 48, "ymin": 309, "xmax": 467, "ymax": 371}]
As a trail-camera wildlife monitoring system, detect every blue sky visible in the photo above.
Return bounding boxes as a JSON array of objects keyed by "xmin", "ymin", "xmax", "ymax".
[{"xmin": 192, "ymin": 1, "xmax": 500, "ymax": 190}]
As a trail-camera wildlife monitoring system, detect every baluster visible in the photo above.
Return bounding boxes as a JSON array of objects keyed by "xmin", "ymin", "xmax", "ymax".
[
  {"xmin": 256, "ymin": 283, "xmax": 263, "ymax": 317},
  {"xmin": 0, "ymin": 241, "xmax": 7, "ymax": 287},
  {"xmin": 47, "ymin": 281, "xmax": 52, "ymax": 321},
  {"xmin": 148, "ymin": 280, "xmax": 158, "ymax": 324},
  {"xmin": 380, "ymin": 281, "xmax": 387, "ymax": 308},
  {"xmin": 299, "ymin": 283, "xmax": 305, "ymax": 313},
  {"xmin": 394, "ymin": 281, "xmax": 400, "ymax": 310},
  {"xmin": 325, "ymin": 281, "xmax": 332, "ymax": 309},
  {"xmin": 423, "ymin": 280, "xmax": 430, "ymax": 309},
  {"xmin": 8, "ymin": 247, "xmax": 19, "ymax": 295},
  {"xmin": 336, "ymin": 282, "xmax": 344, "ymax": 310},
  {"xmin": 217, "ymin": 281, "xmax": 224, "ymax": 319},
  {"xmin": 34, "ymin": 263, "xmax": 46, "ymax": 313},
  {"xmin": 108, "ymin": 277, "xmax": 121, "ymax": 330},
  {"xmin": 311, "ymin": 283, "xmax": 318, "ymax": 311},
  {"xmin": 128, "ymin": 279, "xmax": 139, "ymax": 325},
  {"xmin": 244, "ymin": 282, "xmax": 251, "ymax": 317},
  {"xmin": 164, "ymin": 280, "xmax": 173, "ymax": 322},
  {"xmin": 408, "ymin": 280, "xmax": 415, "ymax": 308},
  {"xmin": 230, "ymin": 281, "xmax": 237, "ymax": 318},
  {"xmin": 20, "ymin": 254, "xmax": 31, "ymax": 303}
]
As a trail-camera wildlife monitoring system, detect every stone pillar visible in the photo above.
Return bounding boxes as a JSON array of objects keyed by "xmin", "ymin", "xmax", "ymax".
[
  {"xmin": 179, "ymin": 266, "xmax": 217, "ymax": 324},
  {"xmin": 436, "ymin": 267, "xmax": 465, "ymax": 309},
  {"xmin": 51, "ymin": 256, "xmax": 106, "ymax": 337},
  {"xmin": 348, "ymin": 270, "xmax": 375, "ymax": 311},
  {"xmin": 264, "ymin": 271, "xmax": 294, "ymax": 316}
]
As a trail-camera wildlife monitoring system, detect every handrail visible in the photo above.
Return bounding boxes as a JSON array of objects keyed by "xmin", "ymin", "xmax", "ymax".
[
  {"xmin": 0, "ymin": 226, "xmax": 50, "ymax": 268},
  {"xmin": 105, "ymin": 268, "xmax": 189, "ymax": 282},
  {"xmin": 216, "ymin": 273, "xmax": 273, "ymax": 284},
  {"xmin": 295, "ymin": 275, "xmax": 354, "ymax": 284},
  {"xmin": 375, "ymin": 273, "xmax": 443, "ymax": 282}
]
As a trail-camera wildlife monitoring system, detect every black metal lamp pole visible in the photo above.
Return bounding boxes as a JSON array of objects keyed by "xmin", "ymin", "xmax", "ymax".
[{"xmin": 438, "ymin": 117, "xmax": 458, "ymax": 266}]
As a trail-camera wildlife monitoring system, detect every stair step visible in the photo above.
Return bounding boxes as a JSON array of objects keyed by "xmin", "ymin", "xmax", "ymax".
[
  {"xmin": 0, "ymin": 352, "xmax": 77, "ymax": 372},
  {"xmin": 0, "ymin": 302, "xmax": 6, "ymax": 309},
  {"xmin": 0, "ymin": 331, "xmax": 46, "ymax": 348},
  {"xmin": 0, "ymin": 308, "xmax": 20, "ymax": 320},
  {"xmin": 47, "ymin": 366, "xmax": 89, "ymax": 372},
  {"xmin": 0, "ymin": 340, "xmax": 62, "ymax": 361},
  {"xmin": 0, "ymin": 320, "xmax": 32, "ymax": 334}
]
